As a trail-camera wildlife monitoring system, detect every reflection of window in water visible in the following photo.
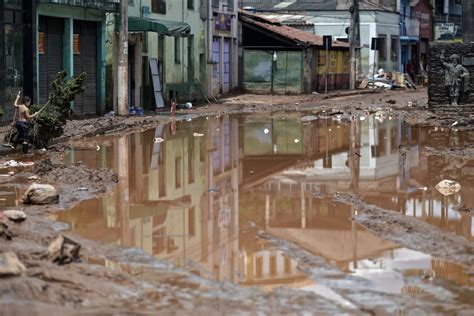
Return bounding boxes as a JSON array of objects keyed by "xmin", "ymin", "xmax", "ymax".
[
  {"xmin": 391, "ymin": 127, "xmax": 399, "ymax": 153},
  {"xmin": 284, "ymin": 256, "xmax": 292, "ymax": 274},
  {"xmin": 371, "ymin": 128, "xmax": 387, "ymax": 157},
  {"xmin": 158, "ymin": 142, "xmax": 167, "ymax": 197},
  {"xmin": 270, "ymin": 254, "xmax": 277, "ymax": 276},
  {"xmin": 153, "ymin": 227, "xmax": 166, "ymax": 254},
  {"xmin": 188, "ymin": 207, "xmax": 195, "ymax": 237},
  {"xmin": 256, "ymin": 255, "xmax": 263, "ymax": 278},
  {"xmin": 175, "ymin": 157, "xmax": 182, "ymax": 189},
  {"xmin": 188, "ymin": 138, "xmax": 195, "ymax": 184}
]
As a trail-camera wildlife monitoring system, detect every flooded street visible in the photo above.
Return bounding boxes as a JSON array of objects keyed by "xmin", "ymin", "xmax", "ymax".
[{"xmin": 51, "ymin": 112, "xmax": 474, "ymax": 313}]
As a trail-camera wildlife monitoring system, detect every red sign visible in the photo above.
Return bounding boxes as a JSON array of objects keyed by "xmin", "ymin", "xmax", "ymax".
[{"xmin": 412, "ymin": 0, "xmax": 433, "ymax": 41}]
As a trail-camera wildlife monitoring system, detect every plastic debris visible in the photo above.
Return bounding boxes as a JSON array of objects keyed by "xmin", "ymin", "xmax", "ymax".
[
  {"xmin": 193, "ymin": 133, "xmax": 204, "ymax": 137},
  {"xmin": 294, "ymin": 139, "xmax": 300, "ymax": 143},
  {"xmin": 28, "ymin": 175, "xmax": 39, "ymax": 180},
  {"xmin": 452, "ymin": 121, "xmax": 459, "ymax": 126},
  {"xmin": 4, "ymin": 210, "xmax": 26, "ymax": 223},
  {"xmin": 153, "ymin": 137, "xmax": 164, "ymax": 144},
  {"xmin": 96, "ymin": 145, "xmax": 101, "ymax": 151},
  {"xmin": 0, "ymin": 160, "xmax": 34, "ymax": 169},
  {"xmin": 435, "ymin": 180, "xmax": 461, "ymax": 196},
  {"xmin": 77, "ymin": 187, "xmax": 89, "ymax": 191},
  {"xmin": 300, "ymin": 115, "xmax": 318, "ymax": 123}
]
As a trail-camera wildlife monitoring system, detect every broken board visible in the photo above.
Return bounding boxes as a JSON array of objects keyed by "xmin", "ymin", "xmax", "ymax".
[{"xmin": 149, "ymin": 58, "xmax": 165, "ymax": 109}]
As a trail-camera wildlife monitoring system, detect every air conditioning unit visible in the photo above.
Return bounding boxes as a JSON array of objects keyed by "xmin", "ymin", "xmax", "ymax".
[
  {"xmin": 142, "ymin": 6, "xmax": 150, "ymax": 16},
  {"xmin": 107, "ymin": 0, "xmax": 120, "ymax": 3}
]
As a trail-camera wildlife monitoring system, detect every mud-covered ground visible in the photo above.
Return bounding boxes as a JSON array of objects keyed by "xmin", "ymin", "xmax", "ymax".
[{"xmin": 1, "ymin": 88, "xmax": 473, "ymax": 315}]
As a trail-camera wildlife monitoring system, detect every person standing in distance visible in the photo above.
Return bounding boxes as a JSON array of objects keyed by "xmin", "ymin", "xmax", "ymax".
[{"xmin": 12, "ymin": 91, "xmax": 40, "ymax": 154}]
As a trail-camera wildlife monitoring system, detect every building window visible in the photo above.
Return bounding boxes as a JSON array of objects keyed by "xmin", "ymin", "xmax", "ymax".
[
  {"xmin": 152, "ymin": 0, "xmax": 166, "ymax": 14},
  {"xmin": 188, "ymin": 0, "xmax": 194, "ymax": 9},
  {"xmin": 73, "ymin": 34, "xmax": 80, "ymax": 54},
  {"xmin": 378, "ymin": 34, "xmax": 387, "ymax": 61},
  {"xmin": 175, "ymin": 37, "xmax": 181, "ymax": 64},
  {"xmin": 391, "ymin": 35, "xmax": 399, "ymax": 61}
]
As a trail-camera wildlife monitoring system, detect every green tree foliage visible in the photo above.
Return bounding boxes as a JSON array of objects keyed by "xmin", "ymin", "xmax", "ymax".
[{"xmin": 30, "ymin": 70, "xmax": 86, "ymax": 148}]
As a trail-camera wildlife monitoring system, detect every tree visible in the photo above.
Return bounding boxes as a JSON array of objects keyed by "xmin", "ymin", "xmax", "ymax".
[{"xmin": 29, "ymin": 70, "xmax": 86, "ymax": 148}]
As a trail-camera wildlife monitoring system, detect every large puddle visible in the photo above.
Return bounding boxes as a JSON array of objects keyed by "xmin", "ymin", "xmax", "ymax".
[{"xmin": 55, "ymin": 112, "xmax": 473, "ymax": 312}]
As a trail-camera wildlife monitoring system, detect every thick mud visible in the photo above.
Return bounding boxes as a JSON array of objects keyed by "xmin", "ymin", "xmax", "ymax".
[{"xmin": 1, "ymin": 89, "xmax": 473, "ymax": 314}]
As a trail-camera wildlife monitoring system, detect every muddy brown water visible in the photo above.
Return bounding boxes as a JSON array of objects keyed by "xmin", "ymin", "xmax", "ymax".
[{"xmin": 42, "ymin": 113, "xmax": 474, "ymax": 312}]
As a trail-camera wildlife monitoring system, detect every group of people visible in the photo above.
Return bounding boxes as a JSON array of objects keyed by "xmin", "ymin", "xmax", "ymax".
[{"xmin": 8, "ymin": 91, "xmax": 42, "ymax": 154}]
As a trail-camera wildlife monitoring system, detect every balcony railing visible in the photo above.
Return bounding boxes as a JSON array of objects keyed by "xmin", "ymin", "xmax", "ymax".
[
  {"xmin": 38, "ymin": 0, "xmax": 117, "ymax": 12},
  {"xmin": 401, "ymin": 17, "xmax": 420, "ymax": 38}
]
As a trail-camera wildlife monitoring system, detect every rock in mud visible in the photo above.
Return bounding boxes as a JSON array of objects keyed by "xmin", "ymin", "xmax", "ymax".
[
  {"xmin": 0, "ymin": 221, "xmax": 13, "ymax": 240},
  {"xmin": 0, "ymin": 252, "xmax": 26, "ymax": 276},
  {"xmin": 23, "ymin": 183, "xmax": 59, "ymax": 205},
  {"xmin": 3, "ymin": 210, "xmax": 26, "ymax": 223},
  {"xmin": 44, "ymin": 235, "xmax": 81, "ymax": 265}
]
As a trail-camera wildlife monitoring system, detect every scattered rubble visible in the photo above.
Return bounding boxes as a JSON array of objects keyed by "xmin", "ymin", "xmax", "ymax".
[
  {"xmin": 3, "ymin": 210, "xmax": 27, "ymax": 223},
  {"xmin": 0, "ymin": 221, "xmax": 13, "ymax": 240},
  {"xmin": 0, "ymin": 252, "xmax": 26, "ymax": 277},
  {"xmin": 43, "ymin": 235, "xmax": 81, "ymax": 265}
]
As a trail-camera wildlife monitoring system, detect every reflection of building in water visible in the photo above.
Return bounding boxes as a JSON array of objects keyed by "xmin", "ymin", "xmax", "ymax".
[
  {"xmin": 261, "ymin": 117, "xmax": 473, "ymax": 240},
  {"xmin": 59, "ymin": 114, "xmax": 474, "ymax": 287}
]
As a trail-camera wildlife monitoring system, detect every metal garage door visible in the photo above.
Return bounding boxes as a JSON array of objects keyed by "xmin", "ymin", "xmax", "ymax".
[
  {"xmin": 213, "ymin": 37, "xmax": 220, "ymax": 93},
  {"xmin": 38, "ymin": 16, "xmax": 64, "ymax": 105},
  {"xmin": 73, "ymin": 20, "xmax": 97, "ymax": 116},
  {"xmin": 223, "ymin": 38, "xmax": 230, "ymax": 93}
]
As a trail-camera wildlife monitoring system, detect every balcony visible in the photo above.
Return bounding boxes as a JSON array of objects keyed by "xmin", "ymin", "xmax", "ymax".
[
  {"xmin": 400, "ymin": 17, "xmax": 420, "ymax": 41},
  {"xmin": 37, "ymin": 0, "xmax": 118, "ymax": 12}
]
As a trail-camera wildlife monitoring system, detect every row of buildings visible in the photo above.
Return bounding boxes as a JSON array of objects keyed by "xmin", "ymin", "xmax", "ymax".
[{"xmin": 0, "ymin": 0, "xmax": 472, "ymax": 118}]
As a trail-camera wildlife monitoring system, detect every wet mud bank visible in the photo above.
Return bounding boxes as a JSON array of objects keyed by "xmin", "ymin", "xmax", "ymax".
[
  {"xmin": 333, "ymin": 192, "xmax": 474, "ymax": 270},
  {"xmin": 1, "ymin": 89, "xmax": 474, "ymax": 314}
]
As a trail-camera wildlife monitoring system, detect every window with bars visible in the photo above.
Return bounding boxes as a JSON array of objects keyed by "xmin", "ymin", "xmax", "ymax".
[
  {"xmin": 152, "ymin": 0, "xmax": 166, "ymax": 14},
  {"xmin": 390, "ymin": 35, "xmax": 398, "ymax": 61},
  {"xmin": 378, "ymin": 34, "xmax": 387, "ymax": 62}
]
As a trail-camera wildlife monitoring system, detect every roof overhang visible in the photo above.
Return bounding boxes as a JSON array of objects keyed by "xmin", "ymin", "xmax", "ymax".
[{"xmin": 126, "ymin": 16, "xmax": 191, "ymax": 37}]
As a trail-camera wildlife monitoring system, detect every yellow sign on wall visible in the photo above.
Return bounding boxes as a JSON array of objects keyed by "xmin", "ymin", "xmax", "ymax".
[{"xmin": 317, "ymin": 50, "xmax": 350, "ymax": 75}]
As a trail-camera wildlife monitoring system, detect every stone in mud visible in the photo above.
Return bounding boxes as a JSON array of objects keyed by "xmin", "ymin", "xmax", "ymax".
[
  {"xmin": 23, "ymin": 183, "xmax": 59, "ymax": 205},
  {"xmin": 0, "ymin": 252, "xmax": 26, "ymax": 276},
  {"xmin": 0, "ymin": 221, "xmax": 13, "ymax": 240},
  {"xmin": 3, "ymin": 210, "xmax": 26, "ymax": 223},
  {"xmin": 44, "ymin": 235, "xmax": 81, "ymax": 265}
]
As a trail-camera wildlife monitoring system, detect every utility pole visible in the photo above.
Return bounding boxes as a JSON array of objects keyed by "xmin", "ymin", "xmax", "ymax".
[
  {"xmin": 117, "ymin": 0, "xmax": 129, "ymax": 115},
  {"xmin": 349, "ymin": 0, "xmax": 360, "ymax": 90}
]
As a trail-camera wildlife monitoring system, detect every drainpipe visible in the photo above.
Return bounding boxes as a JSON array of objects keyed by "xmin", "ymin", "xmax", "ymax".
[
  {"xmin": 443, "ymin": 0, "xmax": 449, "ymax": 22},
  {"xmin": 207, "ymin": 0, "xmax": 213, "ymax": 96}
]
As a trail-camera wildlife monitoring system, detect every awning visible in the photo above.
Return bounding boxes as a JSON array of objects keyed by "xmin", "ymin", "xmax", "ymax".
[{"xmin": 127, "ymin": 16, "xmax": 190, "ymax": 37}]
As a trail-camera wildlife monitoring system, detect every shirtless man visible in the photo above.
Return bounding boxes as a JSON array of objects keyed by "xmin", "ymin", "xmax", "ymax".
[{"xmin": 12, "ymin": 92, "xmax": 40, "ymax": 154}]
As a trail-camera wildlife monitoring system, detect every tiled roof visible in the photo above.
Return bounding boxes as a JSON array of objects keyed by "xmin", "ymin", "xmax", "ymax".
[
  {"xmin": 240, "ymin": 10, "xmax": 349, "ymax": 48},
  {"xmin": 240, "ymin": 0, "xmax": 397, "ymax": 12}
]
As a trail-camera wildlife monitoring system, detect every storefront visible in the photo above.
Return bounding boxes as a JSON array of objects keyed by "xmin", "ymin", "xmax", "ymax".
[{"xmin": 0, "ymin": 0, "xmax": 35, "ymax": 122}]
